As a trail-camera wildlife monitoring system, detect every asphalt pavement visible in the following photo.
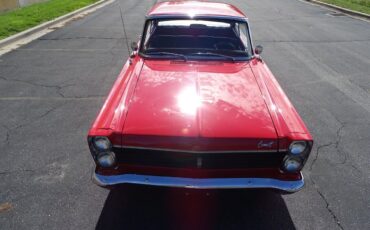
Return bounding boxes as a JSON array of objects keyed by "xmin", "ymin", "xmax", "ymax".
[{"xmin": 0, "ymin": 0, "xmax": 369, "ymax": 229}]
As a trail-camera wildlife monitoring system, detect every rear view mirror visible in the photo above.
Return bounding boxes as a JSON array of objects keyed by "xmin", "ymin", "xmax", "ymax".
[
  {"xmin": 255, "ymin": 45, "xmax": 263, "ymax": 55},
  {"xmin": 131, "ymin": 42, "xmax": 138, "ymax": 51}
]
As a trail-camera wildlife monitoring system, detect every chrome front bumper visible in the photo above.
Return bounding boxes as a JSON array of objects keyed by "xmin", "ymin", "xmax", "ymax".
[{"xmin": 92, "ymin": 172, "xmax": 304, "ymax": 193}]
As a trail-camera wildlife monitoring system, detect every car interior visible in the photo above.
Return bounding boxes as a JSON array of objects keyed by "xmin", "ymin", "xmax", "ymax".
[{"xmin": 145, "ymin": 22, "xmax": 247, "ymax": 52}]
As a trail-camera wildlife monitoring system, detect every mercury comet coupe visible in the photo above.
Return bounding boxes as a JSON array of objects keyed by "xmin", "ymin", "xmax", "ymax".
[{"xmin": 88, "ymin": 1, "xmax": 313, "ymax": 193}]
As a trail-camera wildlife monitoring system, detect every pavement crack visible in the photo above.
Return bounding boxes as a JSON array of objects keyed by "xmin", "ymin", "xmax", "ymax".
[
  {"xmin": 309, "ymin": 174, "xmax": 345, "ymax": 229},
  {"xmin": 316, "ymin": 186, "xmax": 345, "ymax": 230},
  {"xmin": 309, "ymin": 121, "xmax": 346, "ymax": 171},
  {"xmin": 2, "ymin": 104, "xmax": 66, "ymax": 146},
  {"xmin": 308, "ymin": 118, "xmax": 346, "ymax": 229},
  {"xmin": 309, "ymin": 142, "xmax": 334, "ymax": 171},
  {"xmin": 36, "ymin": 106, "xmax": 60, "ymax": 120},
  {"xmin": 0, "ymin": 76, "xmax": 73, "ymax": 98},
  {"xmin": 330, "ymin": 115, "xmax": 347, "ymax": 165},
  {"xmin": 1, "ymin": 124, "xmax": 10, "ymax": 145}
]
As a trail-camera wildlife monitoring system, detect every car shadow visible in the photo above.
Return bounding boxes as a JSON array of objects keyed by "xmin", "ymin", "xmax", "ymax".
[{"xmin": 96, "ymin": 185, "xmax": 296, "ymax": 230}]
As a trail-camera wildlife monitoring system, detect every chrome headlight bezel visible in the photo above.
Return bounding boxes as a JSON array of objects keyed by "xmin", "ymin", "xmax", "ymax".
[
  {"xmin": 87, "ymin": 136, "xmax": 116, "ymax": 168},
  {"xmin": 97, "ymin": 151, "xmax": 116, "ymax": 168},
  {"xmin": 283, "ymin": 156, "xmax": 304, "ymax": 172},
  {"xmin": 92, "ymin": 136, "xmax": 112, "ymax": 152},
  {"xmin": 282, "ymin": 140, "xmax": 313, "ymax": 173},
  {"xmin": 289, "ymin": 141, "xmax": 307, "ymax": 155}
]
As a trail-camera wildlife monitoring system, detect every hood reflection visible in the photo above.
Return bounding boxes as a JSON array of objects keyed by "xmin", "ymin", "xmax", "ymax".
[
  {"xmin": 177, "ymin": 86, "xmax": 201, "ymax": 116},
  {"xmin": 122, "ymin": 60, "xmax": 277, "ymax": 139}
]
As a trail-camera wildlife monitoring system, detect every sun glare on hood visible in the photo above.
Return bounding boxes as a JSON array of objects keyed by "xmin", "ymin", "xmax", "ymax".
[{"xmin": 177, "ymin": 87, "xmax": 201, "ymax": 116}]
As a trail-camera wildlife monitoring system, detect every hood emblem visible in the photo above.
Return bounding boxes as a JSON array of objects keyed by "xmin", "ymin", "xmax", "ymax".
[{"xmin": 258, "ymin": 140, "xmax": 274, "ymax": 149}]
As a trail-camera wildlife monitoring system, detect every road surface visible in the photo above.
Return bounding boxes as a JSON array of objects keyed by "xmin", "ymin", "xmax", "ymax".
[{"xmin": 0, "ymin": 0, "xmax": 369, "ymax": 229}]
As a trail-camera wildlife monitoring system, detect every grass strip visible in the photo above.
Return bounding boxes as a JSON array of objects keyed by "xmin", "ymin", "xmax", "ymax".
[
  {"xmin": 0, "ymin": 0, "xmax": 99, "ymax": 40},
  {"xmin": 319, "ymin": 0, "xmax": 370, "ymax": 14}
]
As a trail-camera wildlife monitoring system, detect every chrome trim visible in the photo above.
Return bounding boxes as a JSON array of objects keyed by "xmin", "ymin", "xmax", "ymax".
[
  {"xmin": 146, "ymin": 15, "xmax": 248, "ymax": 22},
  {"xmin": 92, "ymin": 172, "xmax": 304, "ymax": 193},
  {"xmin": 112, "ymin": 145, "xmax": 279, "ymax": 153},
  {"xmin": 247, "ymin": 18, "xmax": 256, "ymax": 56},
  {"xmin": 279, "ymin": 149, "xmax": 288, "ymax": 152},
  {"xmin": 139, "ymin": 16, "xmax": 253, "ymax": 59}
]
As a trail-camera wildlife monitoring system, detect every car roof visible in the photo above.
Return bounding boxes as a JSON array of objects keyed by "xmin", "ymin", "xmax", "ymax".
[{"xmin": 147, "ymin": 1, "xmax": 246, "ymax": 19}]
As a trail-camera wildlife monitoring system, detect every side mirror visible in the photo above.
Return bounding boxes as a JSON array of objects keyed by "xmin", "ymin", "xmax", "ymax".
[
  {"xmin": 255, "ymin": 45, "xmax": 263, "ymax": 55},
  {"xmin": 131, "ymin": 42, "xmax": 138, "ymax": 51}
]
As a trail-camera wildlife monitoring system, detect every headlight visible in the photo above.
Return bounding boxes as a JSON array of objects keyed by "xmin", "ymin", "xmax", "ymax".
[
  {"xmin": 282, "ymin": 140, "xmax": 312, "ymax": 173},
  {"xmin": 283, "ymin": 156, "xmax": 303, "ymax": 172},
  {"xmin": 93, "ymin": 137, "xmax": 111, "ymax": 151},
  {"xmin": 97, "ymin": 152, "xmax": 116, "ymax": 168},
  {"xmin": 289, "ymin": 141, "xmax": 307, "ymax": 155}
]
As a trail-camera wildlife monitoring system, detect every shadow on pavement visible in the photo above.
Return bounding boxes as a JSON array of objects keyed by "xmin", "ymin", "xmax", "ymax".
[{"xmin": 96, "ymin": 185, "xmax": 295, "ymax": 230}]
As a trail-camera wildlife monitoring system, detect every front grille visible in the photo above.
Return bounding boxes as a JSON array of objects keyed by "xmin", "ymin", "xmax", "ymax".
[{"xmin": 113, "ymin": 147, "xmax": 285, "ymax": 169}]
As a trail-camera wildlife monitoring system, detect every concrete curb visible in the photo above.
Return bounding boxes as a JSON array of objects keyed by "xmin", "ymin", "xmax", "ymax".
[
  {"xmin": 0, "ymin": 0, "xmax": 110, "ymax": 48},
  {"xmin": 306, "ymin": 0, "xmax": 370, "ymax": 20}
]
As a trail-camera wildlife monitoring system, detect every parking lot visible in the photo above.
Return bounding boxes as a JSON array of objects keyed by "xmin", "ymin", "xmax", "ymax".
[{"xmin": 0, "ymin": 0, "xmax": 369, "ymax": 229}]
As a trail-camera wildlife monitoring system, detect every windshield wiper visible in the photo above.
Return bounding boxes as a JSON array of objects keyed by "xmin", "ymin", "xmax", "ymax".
[
  {"xmin": 146, "ymin": 51, "xmax": 187, "ymax": 61},
  {"xmin": 189, "ymin": 52, "xmax": 235, "ymax": 62}
]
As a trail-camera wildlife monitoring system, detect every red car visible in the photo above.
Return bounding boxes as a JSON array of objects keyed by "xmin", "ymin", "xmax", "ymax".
[{"xmin": 88, "ymin": 1, "xmax": 313, "ymax": 193}]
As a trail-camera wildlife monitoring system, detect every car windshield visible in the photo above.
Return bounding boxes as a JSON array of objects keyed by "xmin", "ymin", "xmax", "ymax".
[{"xmin": 139, "ymin": 18, "xmax": 252, "ymax": 61}]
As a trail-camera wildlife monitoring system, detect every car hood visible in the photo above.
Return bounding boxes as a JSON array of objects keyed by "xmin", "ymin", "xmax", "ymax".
[{"xmin": 122, "ymin": 60, "xmax": 278, "ymax": 151}]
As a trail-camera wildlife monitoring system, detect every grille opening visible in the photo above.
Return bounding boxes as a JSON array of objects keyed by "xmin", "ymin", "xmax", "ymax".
[{"xmin": 113, "ymin": 147, "xmax": 285, "ymax": 169}]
